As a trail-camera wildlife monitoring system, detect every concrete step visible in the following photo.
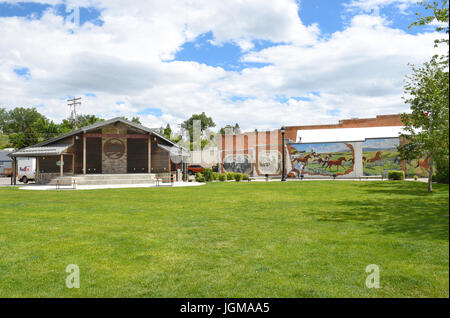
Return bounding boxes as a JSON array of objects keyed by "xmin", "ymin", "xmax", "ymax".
[
  {"xmin": 74, "ymin": 174, "xmax": 156, "ymax": 180},
  {"xmin": 48, "ymin": 173, "xmax": 179, "ymax": 185},
  {"xmin": 75, "ymin": 179, "xmax": 157, "ymax": 185}
]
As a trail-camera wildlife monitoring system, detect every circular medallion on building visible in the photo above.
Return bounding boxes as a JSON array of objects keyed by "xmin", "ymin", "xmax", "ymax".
[{"xmin": 104, "ymin": 138, "xmax": 125, "ymax": 159}]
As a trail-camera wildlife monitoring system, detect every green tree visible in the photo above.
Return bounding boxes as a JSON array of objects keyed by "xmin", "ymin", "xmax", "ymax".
[
  {"xmin": 181, "ymin": 112, "xmax": 215, "ymax": 142},
  {"xmin": 411, "ymin": 0, "xmax": 449, "ymax": 63},
  {"xmin": 59, "ymin": 114, "xmax": 104, "ymax": 133},
  {"xmin": 163, "ymin": 124, "xmax": 172, "ymax": 139},
  {"xmin": 219, "ymin": 123, "xmax": 241, "ymax": 135},
  {"xmin": 0, "ymin": 108, "xmax": 7, "ymax": 133},
  {"xmin": 399, "ymin": 60, "xmax": 449, "ymax": 192},
  {"xmin": 2, "ymin": 107, "xmax": 51, "ymax": 148},
  {"xmin": 117, "ymin": 116, "xmax": 141, "ymax": 125},
  {"xmin": 130, "ymin": 116, "xmax": 141, "ymax": 124},
  {"xmin": 399, "ymin": 0, "xmax": 449, "ymax": 192}
]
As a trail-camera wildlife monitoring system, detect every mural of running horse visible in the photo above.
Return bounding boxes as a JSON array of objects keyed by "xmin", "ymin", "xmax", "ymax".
[
  {"xmin": 325, "ymin": 157, "xmax": 347, "ymax": 171},
  {"xmin": 295, "ymin": 154, "xmax": 312, "ymax": 165},
  {"xmin": 287, "ymin": 142, "xmax": 355, "ymax": 178},
  {"xmin": 365, "ymin": 151, "xmax": 382, "ymax": 163},
  {"xmin": 416, "ymin": 157, "xmax": 430, "ymax": 171}
]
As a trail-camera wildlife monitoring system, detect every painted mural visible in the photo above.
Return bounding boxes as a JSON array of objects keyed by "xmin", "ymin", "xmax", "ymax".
[
  {"xmin": 408, "ymin": 158, "xmax": 431, "ymax": 177},
  {"xmin": 257, "ymin": 150, "xmax": 281, "ymax": 175},
  {"xmin": 362, "ymin": 138, "xmax": 400, "ymax": 177},
  {"xmin": 287, "ymin": 143, "xmax": 355, "ymax": 177},
  {"xmin": 362, "ymin": 138, "xmax": 429, "ymax": 177},
  {"xmin": 223, "ymin": 154, "xmax": 252, "ymax": 174}
]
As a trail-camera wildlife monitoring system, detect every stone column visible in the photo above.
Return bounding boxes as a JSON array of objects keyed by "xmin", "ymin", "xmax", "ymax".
[{"xmin": 102, "ymin": 123, "xmax": 127, "ymax": 174}]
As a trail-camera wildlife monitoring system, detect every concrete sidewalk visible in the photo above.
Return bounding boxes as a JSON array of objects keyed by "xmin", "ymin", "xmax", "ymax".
[{"xmin": 18, "ymin": 181, "xmax": 205, "ymax": 191}]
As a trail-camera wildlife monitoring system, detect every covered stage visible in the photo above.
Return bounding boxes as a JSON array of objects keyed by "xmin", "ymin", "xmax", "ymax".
[{"xmin": 9, "ymin": 117, "xmax": 189, "ymax": 184}]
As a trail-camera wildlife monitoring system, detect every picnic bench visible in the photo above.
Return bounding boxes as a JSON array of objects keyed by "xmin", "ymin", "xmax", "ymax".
[
  {"xmin": 155, "ymin": 175, "xmax": 175, "ymax": 187},
  {"xmin": 55, "ymin": 177, "xmax": 77, "ymax": 190}
]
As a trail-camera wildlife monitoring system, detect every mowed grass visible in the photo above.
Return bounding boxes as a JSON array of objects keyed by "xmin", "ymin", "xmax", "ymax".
[{"xmin": 0, "ymin": 181, "xmax": 448, "ymax": 298}]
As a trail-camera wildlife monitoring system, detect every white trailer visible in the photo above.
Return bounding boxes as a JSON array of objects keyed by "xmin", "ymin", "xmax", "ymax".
[{"xmin": 17, "ymin": 157, "xmax": 36, "ymax": 183}]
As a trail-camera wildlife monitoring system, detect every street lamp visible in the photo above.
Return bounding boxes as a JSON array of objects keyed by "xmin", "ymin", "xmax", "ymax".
[{"xmin": 281, "ymin": 126, "xmax": 286, "ymax": 182}]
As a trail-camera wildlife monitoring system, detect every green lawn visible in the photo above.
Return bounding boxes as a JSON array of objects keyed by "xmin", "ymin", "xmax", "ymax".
[{"xmin": 0, "ymin": 181, "xmax": 448, "ymax": 297}]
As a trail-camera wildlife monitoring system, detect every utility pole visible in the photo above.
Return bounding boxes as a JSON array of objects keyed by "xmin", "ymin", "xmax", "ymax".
[{"xmin": 67, "ymin": 97, "xmax": 81, "ymax": 129}]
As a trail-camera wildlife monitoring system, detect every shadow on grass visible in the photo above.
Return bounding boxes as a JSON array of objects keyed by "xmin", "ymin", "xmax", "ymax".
[
  {"xmin": 356, "ymin": 181, "xmax": 437, "ymax": 196},
  {"xmin": 317, "ymin": 182, "xmax": 449, "ymax": 241}
]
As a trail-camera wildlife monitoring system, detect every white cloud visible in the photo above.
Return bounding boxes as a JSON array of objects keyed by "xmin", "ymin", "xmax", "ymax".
[
  {"xmin": 0, "ymin": 1, "xmax": 446, "ymax": 133},
  {"xmin": 344, "ymin": 0, "xmax": 418, "ymax": 13}
]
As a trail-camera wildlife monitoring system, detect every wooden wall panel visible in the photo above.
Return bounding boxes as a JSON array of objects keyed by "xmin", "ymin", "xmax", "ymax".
[
  {"xmin": 86, "ymin": 137, "xmax": 102, "ymax": 174},
  {"xmin": 151, "ymin": 142, "xmax": 169, "ymax": 173},
  {"xmin": 127, "ymin": 138, "xmax": 148, "ymax": 173},
  {"xmin": 38, "ymin": 155, "xmax": 72, "ymax": 173}
]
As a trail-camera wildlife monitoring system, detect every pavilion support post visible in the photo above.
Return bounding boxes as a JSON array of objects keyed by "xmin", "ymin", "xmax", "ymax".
[
  {"xmin": 13, "ymin": 158, "xmax": 17, "ymax": 185},
  {"xmin": 36, "ymin": 156, "xmax": 40, "ymax": 183},
  {"xmin": 148, "ymin": 136, "xmax": 152, "ymax": 174},
  {"xmin": 60, "ymin": 154, "xmax": 64, "ymax": 177},
  {"xmin": 10, "ymin": 157, "xmax": 14, "ymax": 185},
  {"xmin": 83, "ymin": 133, "xmax": 86, "ymax": 175},
  {"xmin": 168, "ymin": 156, "xmax": 171, "ymax": 177}
]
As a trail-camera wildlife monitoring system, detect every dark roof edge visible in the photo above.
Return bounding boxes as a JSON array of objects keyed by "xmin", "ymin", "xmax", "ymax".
[{"xmin": 10, "ymin": 117, "xmax": 188, "ymax": 155}]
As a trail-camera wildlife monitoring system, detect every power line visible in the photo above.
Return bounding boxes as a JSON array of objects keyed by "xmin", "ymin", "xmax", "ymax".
[{"xmin": 67, "ymin": 97, "xmax": 81, "ymax": 129}]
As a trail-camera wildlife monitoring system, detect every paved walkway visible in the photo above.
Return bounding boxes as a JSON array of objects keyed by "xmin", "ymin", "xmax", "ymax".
[
  {"xmin": 251, "ymin": 177, "xmax": 429, "ymax": 182},
  {"xmin": 4, "ymin": 177, "xmax": 430, "ymax": 190},
  {"xmin": 18, "ymin": 182, "xmax": 205, "ymax": 191}
]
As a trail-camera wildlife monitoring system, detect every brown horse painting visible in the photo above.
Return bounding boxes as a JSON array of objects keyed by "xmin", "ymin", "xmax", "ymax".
[
  {"xmin": 315, "ymin": 157, "xmax": 326, "ymax": 165},
  {"xmin": 416, "ymin": 157, "xmax": 430, "ymax": 171},
  {"xmin": 326, "ymin": 157, "xmax": 347, "ymax": 171},
  {"xmin": 365, "ymin": 151, "xmax": 382, "ymax": 163},
  {"xmin": 295, "ymin": 154, "xmax": 312, "ymax": 165}
]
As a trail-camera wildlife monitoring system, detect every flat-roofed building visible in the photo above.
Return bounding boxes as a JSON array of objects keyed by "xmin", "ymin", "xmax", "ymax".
[{"xmin": 218, "ymin": 114, "xmax": 427, "ymax": 179}]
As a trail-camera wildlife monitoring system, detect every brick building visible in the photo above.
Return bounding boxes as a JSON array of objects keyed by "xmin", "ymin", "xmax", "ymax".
[{"xmin": 218, "ymin": 114, "xmax": 426, "ymax": 179}]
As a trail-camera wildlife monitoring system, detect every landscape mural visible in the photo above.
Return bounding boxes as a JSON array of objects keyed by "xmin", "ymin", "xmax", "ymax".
[
  {"xmin": 362, "ymin": 138, "xmax": 400, "ymax": 177},
  {"xmin": 223, "ymin": 154, "xmax": 252, "ymax": 174},
  {"xmin": 362, "ymin": 138, "xmax": 430, "ymax": 177},
  {"xmin": 257, "ymin": 150, "xmax": 281, "ymax": 175},
  {"xmin": 287, "ymin": 142, "xmax": 355, "ymax": 177}
]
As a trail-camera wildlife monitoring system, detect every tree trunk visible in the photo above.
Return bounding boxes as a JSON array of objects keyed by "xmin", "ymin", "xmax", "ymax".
[{"xmin": 428, "ymin": 155, "xmax": 433, "ymax": 193}]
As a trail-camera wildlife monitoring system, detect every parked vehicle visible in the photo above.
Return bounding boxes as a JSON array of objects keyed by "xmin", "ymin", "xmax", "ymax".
[
  {"xmin": 1, "ymin": 168, "xmax": 12, "ymax": 177},
  {"xmin": 17, "ymin": 157, "xmax": 36, "ymax": 183},
  {"xmin": 187, "ymin": 165, "xmax": 204, "ymax": 175}
]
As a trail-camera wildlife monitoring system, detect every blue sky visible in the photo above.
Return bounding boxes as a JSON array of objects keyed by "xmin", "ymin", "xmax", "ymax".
[
  {"xmin": 0, "ymin": 2, "xmax": 103, "ymax": 25},
  {"xmin": 172, "ymin": 0, "xmax": 430, "ymax": 71},
  {"xmin": 292, "ymin": 142, "xmax": 352, "ymax": 154},
  {"xmin": 0, "ymin": 0, "xmax": 445, "ymax": 130}
]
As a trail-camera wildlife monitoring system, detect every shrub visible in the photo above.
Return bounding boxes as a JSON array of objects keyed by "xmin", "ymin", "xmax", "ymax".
[
  {"xmin": 414, "ymin": 175, "xmax": 418, "ymax": 181},
  {"xmin": 195, "ymin": 172, "xmax": 204, "ymax": 182},
  {"xmin": 202, "ymin": 168, "xmax": 213, "ymax": 182},
  {"xmin": 388, "ymin": 170, "xmax": 405, "ymax": 180},
  {"xmin": 434, "ymin": 159, "xmax": 449, "ymax": 184},
  {"xmin": 242, "ymin": 174, "xmax": 250, "ymax": 181},
  {"xmin": 234, "ymin": 173, "xmax": 242, "ymax": 182},
  {"xmin": 212, "ymin": 172, "xmax": 219, "ymax": 181},
  {"xmin": 218, "ymin": 174, "xmax": 227, "ymax": 181},
  {"xmin": 226, "ymin": 172, "xmax": 234, "ymax": 181},
  {"xmin": 197, "ymin": 176, "xmax": 205, "ymax": 182}
]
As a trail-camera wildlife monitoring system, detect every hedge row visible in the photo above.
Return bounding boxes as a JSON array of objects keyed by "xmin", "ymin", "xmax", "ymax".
[{"xmin": 195, "ymin": 171, "xmax": 250, "ymax": 182}]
